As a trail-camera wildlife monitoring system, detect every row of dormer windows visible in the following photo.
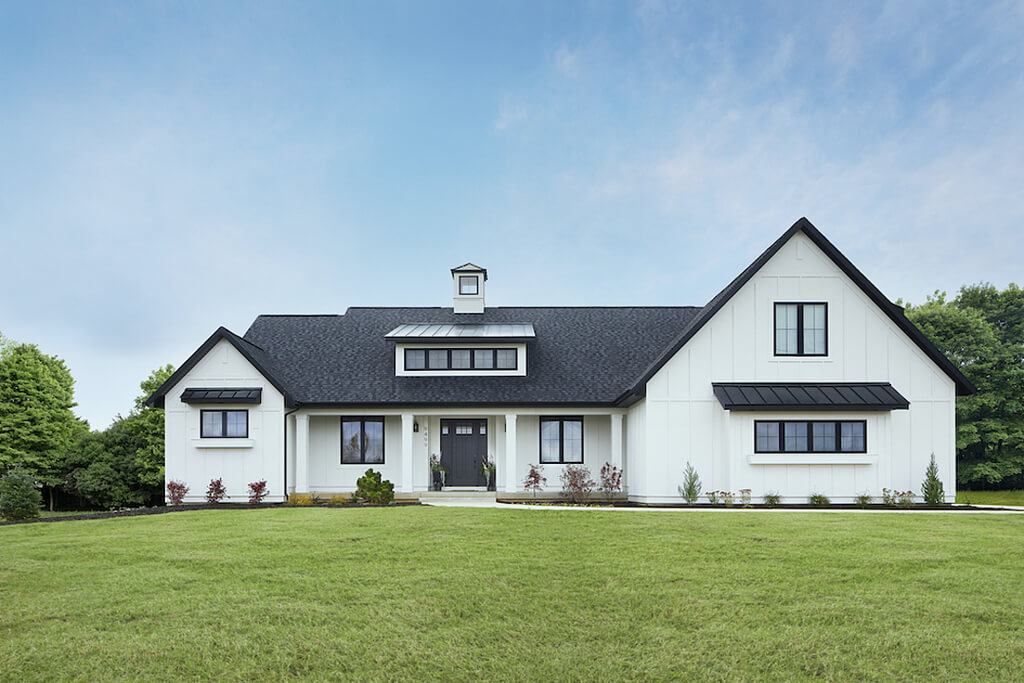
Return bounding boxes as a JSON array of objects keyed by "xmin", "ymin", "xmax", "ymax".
[{"xmin": 404, "ymin": 348, "xmax": 517, "ymax": 371}]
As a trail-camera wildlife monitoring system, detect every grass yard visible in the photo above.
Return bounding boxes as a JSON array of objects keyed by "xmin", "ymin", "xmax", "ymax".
[
  {"xmin": 956, "ymin": 490, "xmax": 1024, "ymax": 506},
  {"xmin": 2, "ymin": 508, "xmax": 1023, "ymax": 681}
]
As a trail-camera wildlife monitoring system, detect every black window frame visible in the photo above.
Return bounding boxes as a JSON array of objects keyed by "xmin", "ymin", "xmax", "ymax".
[
  {"xmin": 403, "ymin": 347, "xmax": 518, "ymax": 371},
  {"xmin": 774, "ymin": 302, "xmax": 828, "ymax": 357},
  {"xmin": 754, "ymin": 420, "xmax": 866, "ymax": 453},
  {"xmin": 459, "ymin": 275, "xmax": 479, "ymax": 295},
  {"xmin": 539, "ymin": 417, "xmax": 585, "ymax": 464},
  {"xmin": 200, "ymin": 409, "xmax": 249, "ymax": 438},
  {"xmin": 340, "ymin": 417, "xmax": 386, "ymax": 465}
]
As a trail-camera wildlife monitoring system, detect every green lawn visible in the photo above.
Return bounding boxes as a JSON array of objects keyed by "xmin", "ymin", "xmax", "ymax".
[
  {"xmin": 2, "ymin": 508, "xmax": 1022, "ymax": 681},
  {"xmin": 956, "ymin": 490, "xmax": 1024, "ymax": 506}
]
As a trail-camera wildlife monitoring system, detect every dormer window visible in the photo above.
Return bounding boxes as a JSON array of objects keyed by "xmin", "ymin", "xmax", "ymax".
[
  {"xmin": 459, "ymin": 276, "xmax": 479, "ymax": 295},
  {"xmin": 404, "ymin": 347, "xmax": 519, "ymax": 371}
]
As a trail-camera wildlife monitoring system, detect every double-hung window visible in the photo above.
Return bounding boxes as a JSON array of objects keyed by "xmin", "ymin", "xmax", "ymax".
[
  {"xmin": 341, "ymin": 418, "xmax": 385, "ymax": 464},
  {"xmin": 755, "ymin": 420, "xmax": 865, "ymax": 453},
  {"xmin": 539, "ymin": 417, "xmax": 584, "ymax": 464},
  {"xmin": 774, "ymin": 303, "xmax": 827, "ymax": 356},
  {"xmin": 200, "ymin": 410, "xmax": 248, "ymax": 438}
]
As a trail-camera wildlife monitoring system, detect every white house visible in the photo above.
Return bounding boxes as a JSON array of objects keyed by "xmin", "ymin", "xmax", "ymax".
[{"xmin": 146, "ymin": 219, "xmax": 973, "ymax": 504}]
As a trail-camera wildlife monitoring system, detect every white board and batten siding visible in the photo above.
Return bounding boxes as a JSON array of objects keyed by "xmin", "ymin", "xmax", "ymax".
[
  {"xmin": 632, "ymin": 231, "xmax": 956, "ymax": 504},
  {"xmin": 164, "ymin": 339, "xmax": 287, "ymax": 503}
]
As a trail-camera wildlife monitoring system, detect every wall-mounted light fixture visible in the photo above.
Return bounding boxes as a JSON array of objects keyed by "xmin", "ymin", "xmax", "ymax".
[{"xmin": 413, "ymin": 421, "xmax": 419, "ymax": 433}]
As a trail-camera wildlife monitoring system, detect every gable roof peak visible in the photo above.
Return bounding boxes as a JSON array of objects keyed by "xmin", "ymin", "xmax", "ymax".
[
  {"xmin": 624, "ymin": 217, "xmax": 974, "ymax": 401},
  {"xmin": 451, "ymin": 262, "xmax": 488, "ymax": 280}
]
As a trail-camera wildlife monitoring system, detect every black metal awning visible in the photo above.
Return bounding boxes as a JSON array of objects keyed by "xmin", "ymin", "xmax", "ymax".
[
  {"xmin": 712, "ymin": 383, "xmax": 909, "ymax": 411},
  {"xmin": 180, "ymin": 388, "xmax": 262, "ymax": 404}
]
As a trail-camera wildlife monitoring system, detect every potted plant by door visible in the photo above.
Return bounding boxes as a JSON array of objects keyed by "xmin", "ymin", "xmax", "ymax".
[
  {"xmin": 481, "ymin": 455, "xmax": 497, "ymax": 491},
  {"xmin": 429, "ymin": 454, "xmax": 446, "ymax": 491}
]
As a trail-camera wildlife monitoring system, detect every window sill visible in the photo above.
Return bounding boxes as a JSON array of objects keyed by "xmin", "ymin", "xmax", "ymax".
[
  {"xmin": 192, "ymin": 439, "xmax": 255, "ymax": 449},
  {"xmin": 748, "ymin": 453, "xmax": 875, "ymax": 465}
]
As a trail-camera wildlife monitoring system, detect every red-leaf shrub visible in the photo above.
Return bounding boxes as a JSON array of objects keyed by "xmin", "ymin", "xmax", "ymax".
[
  {"xmin": 205, "ymin": 478, "xmax": 227, "ymax": 504},
  {"xmin": 166, "ymin": 480, "xmax": 189, "ymax": 505},
  {"xmin": 599, "ymin": 462, "xmax": 622, "ymax": 500},
  {"xmin": 523, "ymin": 464, "xmax": 547, "ymax": 498},
  {"xmin": 248, "ymin": 480, "xmax": 269, "ymax": 504},
  {"xmin": 560, "ymin": 465, "xmax": 594, "ymax": 504}
]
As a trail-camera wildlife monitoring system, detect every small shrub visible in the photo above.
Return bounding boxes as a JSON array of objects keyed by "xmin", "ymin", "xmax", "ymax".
[
  {"xmin": 353, "ymin": 469, "xmax": 395, "ymax": 505},
  {"xmin": 809, "ymin": 493, "xmax": 830, "ymax": 506},
  {"xmin": 721, "ymin": 491, "xmax": 735, "ymax": 507},
  {"xmin": 205, "ymin": 478, "xmax": 227, "ymax": 504},
  {"xmin": 855, "ymin": 493, "xmax": 872, "ymax": 508},
  {"xmin": 0, "ymin": 469, "xmax": 42, "ymax": 521},
  {"xmin": 678, "ymin": 462, "xmax": 702, "ymax": 504},
  {"xmin": 248, "ymin": 480, "xmax": 269, "ymax": 504},
  {"xmin": 523, "ymin": 464, "xmax": 547, "ymax": 498},
  {"xmin": 560, "ymin": 465, "xmax": 594, "ymax": 504},
  {"xmin": 921, "ymin": 453, "xmax": 945, "ymax": 504},
  {"xmin": 739, "ymin": 489, "xmax": 752, "ymax": 507},
  {"xmin": 898, "ymin": 490, "xmax": 915, "ymax": 508},
  {"xmin": 598, "ymin": 462, "xmax": 623, "ymax": 500},
  {"xmin": 763, "ymin": 491, "xmax": 781, "ymax": 507},
  {"xmin": 288, "ymin": 493, "xmax": 315, "ymax": 506},
  {"xmin": 166, "ymin": 480, "xmax": 189, "ymax": 505},
  {"xmin": 328, "ymin": 493, "xmax": 349, "ymax": 505},
  {"xmin": 882, "ymin": 488, "xmax": 897, "ymax": 506},
  {"xmin": 706, "ymin": 490, "xmax": 719, "ymax": 505}
]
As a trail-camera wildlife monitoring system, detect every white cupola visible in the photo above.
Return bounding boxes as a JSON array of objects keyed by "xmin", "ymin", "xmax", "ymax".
[{"xmin": 451, "ymin": 263, "xmax": 487, "ymax": 314}]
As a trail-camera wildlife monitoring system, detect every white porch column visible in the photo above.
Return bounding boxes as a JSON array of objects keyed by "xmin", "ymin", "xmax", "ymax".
[
  {"xmin": 401, "ymin": 414, "xmax": 414, "ymax": 493},
  {"xmin": 504, "ymin": 414, "xmax": 518, "ymax": 492},
  {"xmin": 295, "ymin": 413, "xmax": 310, "ymax": 494},
  {"xmin": 611, "ymin": 413, "xmax": 624, "ymax": 472}
]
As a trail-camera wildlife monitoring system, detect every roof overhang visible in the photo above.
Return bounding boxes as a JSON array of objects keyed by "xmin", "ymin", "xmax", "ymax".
[
  {"xmin": 180, "ymin": 388, "xmax": 262, "ymax": 404},
  {"xmin": 450, "ymin": 263, "xmax": 488, "ymax": 280},
  {"xmin": 385, "ymin": 322, "xmax": 535, "ymax": 343},
  {"xmin": 712, "ymin": 382, "xmax": 910, "ymax": 411}
]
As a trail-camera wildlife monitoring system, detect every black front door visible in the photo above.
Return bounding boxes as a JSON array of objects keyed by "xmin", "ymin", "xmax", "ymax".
[{"xmin": 440, "ymin": 419, "xmax": 488, "ymax": 486}]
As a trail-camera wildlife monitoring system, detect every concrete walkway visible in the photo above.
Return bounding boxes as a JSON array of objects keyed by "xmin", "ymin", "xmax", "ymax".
[{"xmin": 422, "ymin": 499, "xmax": 1024, "ymax": 514}]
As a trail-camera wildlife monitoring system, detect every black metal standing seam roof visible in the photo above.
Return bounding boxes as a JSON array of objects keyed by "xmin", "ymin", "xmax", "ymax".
[
  {"xmin": 712, "ymin": 383, "xmax": 910, "ymax": 411},
  {"xmin": 241, "ymin": 307, "xmax": 702, "ymax": 406},
  {"xmin": 180, "ymin": 388, "xmax": 263, "ymax": 404}
]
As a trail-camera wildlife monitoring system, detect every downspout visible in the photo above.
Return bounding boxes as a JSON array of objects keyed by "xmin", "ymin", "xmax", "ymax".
[{"xmin": 284, "ymin": 405, "xmax": 300, "ymax": 503}]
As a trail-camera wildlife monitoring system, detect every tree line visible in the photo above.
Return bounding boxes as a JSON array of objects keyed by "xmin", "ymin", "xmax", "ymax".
[
  {"xmin": 0, "ymin": 331, "xmax": 172, "ymax": 510},
  {"xmin": 903, "ymin": 283, "xmax": 1024, "ymax": 489}
]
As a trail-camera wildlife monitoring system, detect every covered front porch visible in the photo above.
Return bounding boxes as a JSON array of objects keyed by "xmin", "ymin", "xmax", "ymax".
[{"xmin": 288, "ymin": 408, "xmax": 626, "ymax": 499}]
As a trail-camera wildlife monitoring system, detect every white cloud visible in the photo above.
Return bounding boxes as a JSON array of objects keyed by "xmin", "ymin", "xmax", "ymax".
[
  {"xmin": 493, "ymin": 99, "xmax": 528, "ymax": 132},
  {"xmin": 554, "ymin": 44, "xmax": 580, "ymax": 78}
]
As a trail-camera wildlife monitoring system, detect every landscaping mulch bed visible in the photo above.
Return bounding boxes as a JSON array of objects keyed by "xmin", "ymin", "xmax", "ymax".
[{"xmin": 0, "ymin": 501, "xmax": 422, "ymax": 526}]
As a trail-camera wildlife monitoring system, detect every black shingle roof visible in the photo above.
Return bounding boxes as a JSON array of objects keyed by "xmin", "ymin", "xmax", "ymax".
[{"xmin": 242, "ymin": 307, "xmax": 701, "ymax": 406}]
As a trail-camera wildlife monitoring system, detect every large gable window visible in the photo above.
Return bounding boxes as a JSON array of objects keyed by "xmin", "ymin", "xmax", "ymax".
[
  {"xmin": 201, "ymin": 410, "xmax": 248, "ymax": 438},
  {"xmin": 775, "ymin": 303, "xmax": 827, "ymax": 356},
  {"xmin": 755, "ymin": 420, "xmax": 865, "ymax": 453},
  {"xmin": 341, "ymin": 418, "xmax": 385, "ymax": 464},
  {"xmin": 539, "ymin": 417, "xmax": 584, "ymax": 464}
]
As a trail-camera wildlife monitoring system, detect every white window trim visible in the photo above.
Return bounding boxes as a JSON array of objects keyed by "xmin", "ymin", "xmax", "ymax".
[{"xmin": 395, "ymin": 343, "xmax": 527, "ymax": 377}]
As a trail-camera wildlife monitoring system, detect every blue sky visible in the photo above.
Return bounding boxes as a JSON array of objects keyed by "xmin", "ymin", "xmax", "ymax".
[{"xmin": 1, "ymin": 1, "xmax": 1021, "ymax": 428}]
